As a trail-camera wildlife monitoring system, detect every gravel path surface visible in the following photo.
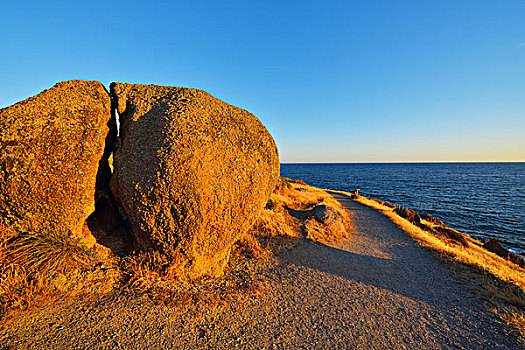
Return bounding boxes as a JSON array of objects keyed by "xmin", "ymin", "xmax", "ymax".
[{"xmin": 1, "ymin": 194, "xmax": 520, "ymax": 349}]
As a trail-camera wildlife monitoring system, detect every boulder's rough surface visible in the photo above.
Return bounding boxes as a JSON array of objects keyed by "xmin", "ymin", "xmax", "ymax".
[
  {"xmin": 109, "ymin": 83, "xmax": 279, "ymax": 278},
  {"xmin": 0, "ymin": 80, "xmax": 113, "ymax": 246}
]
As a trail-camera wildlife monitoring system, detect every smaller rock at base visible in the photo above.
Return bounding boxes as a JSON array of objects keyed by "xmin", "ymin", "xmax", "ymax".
[{"xmin": 312, "ymin": 204, "xmax": 343, "ymax": 226}]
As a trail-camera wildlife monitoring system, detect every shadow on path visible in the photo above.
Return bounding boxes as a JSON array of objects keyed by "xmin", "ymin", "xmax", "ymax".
[{"xmin": 277, "ymin": 193, "xmax": 475, "ymax": 308}]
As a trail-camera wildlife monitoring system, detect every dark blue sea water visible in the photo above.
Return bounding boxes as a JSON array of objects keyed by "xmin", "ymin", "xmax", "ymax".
[{"xmin": 281, "ymin": 163, "xmax": 525, "ymax": 254}]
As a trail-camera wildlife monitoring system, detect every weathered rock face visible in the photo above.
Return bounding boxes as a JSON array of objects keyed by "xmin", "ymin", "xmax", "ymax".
[
  {"xmin": 483, "ymin": 239, "xmax": 525, "ymax": 268},
  {"xmin": 110, "ymin": 83, "xmax": 279, "ymax": 278},
  {"xmin": 483, "ymin": 239, "xmax": 509, "ymax": 258},
  {"xmin": 0, "ymin": 80, "xmax": 113, "ymax": 246},
  {"xmin": 433, "ymin": 226, "xmax": 469, "ymax": 247},
  {"xmin": 394, "ymin": 207, "xmax": 421, "ymax": 224}
]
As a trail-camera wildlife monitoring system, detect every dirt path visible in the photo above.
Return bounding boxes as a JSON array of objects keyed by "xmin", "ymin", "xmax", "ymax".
[{"xmin": 1, "ymin": 194, "xmax": 520, "ymax": 349}]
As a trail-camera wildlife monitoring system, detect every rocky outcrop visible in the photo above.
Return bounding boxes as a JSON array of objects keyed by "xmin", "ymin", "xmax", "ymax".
[
  {"xmin": 483, "ymin": 239, "xmax": 525, "ymax": 268},
  {"xmin": 280, "ymin": 177, "xmax": 306, "ymax": 186},
  {"xmin": 432, "ymin": 226, "xmax": 469, "ymax": 247},
  {"xmin": 392, "ymin": 207, "xmax": 469, "ymax": 247},
  {"xmin": 286, "ymin": 204, "xmax": 344, "ymax": 226},
  {"xmin": 312, "ymin": 204, "xmax": 343, "ymax": 226},
  {"xmin": 0, "ymin": 80, "xmax": 113, "ymax": 247},
  {"xmin": 420, "ymin": 213, "xmax": 445, "ymax": 226},
  {"xmin": 394, "ymin": 207, "xmax": 421, "ymax": 224},
  {"xmin": 109, "ymin": 83, "xmax": 279, "ymax": 279}
]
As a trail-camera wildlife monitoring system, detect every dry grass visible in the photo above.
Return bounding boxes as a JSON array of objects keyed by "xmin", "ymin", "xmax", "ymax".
[
  {"xmin": 119, "ymin": 177, "xmax": 353, "ymax": 309},
  {"xmin": 117, "ymin": 177, "xmax": 353, "ymax": 310},
  {"xmin": 351, "ymin": 195, "xmax": 525, "ymax": 294},
  {"xmin": 249, "ymin": 177, "xmax": 352, "ymax": 254},
  {"xmin": 341, "ymin": 191, "xmax": 525, "ymax": 337},
  {"xmin": 384, "ymin": 212, "xmax": 525, "ymax": 293},
  {"xmin": 383, "ymin": 208, "xmax": 525, "ymax": 338},
  {"xmin": 121, "ymin": 250, "xmax": 186, "ymax": 290},
  {"xmin": 500, "ymin": 309, "xmax": 525, "ymax": 343},
  {"xmin": 0, "ymin": 178, "xmax": 352, "ymax": 323},
  {"xmin": 6, "ymin": 232, "xmax": 94, "ymax": 276},
  {"xmin": 0, "ymin": 230, "xmax": 96, "ymax": 322},
  {"xmin": 119, "ymin": 239, "xmax": 270, "ymax": 312}
]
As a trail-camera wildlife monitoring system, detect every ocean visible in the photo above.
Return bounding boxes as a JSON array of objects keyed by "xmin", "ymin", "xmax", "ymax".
[{"xmin": 280, "ymin": 163, "xmax": 525, "ymax": 254}]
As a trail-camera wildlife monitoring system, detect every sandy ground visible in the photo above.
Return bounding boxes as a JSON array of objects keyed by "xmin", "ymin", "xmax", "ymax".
[{"xmin": 1, "ymin": 193, "xmax": 521, "ymax": 349}]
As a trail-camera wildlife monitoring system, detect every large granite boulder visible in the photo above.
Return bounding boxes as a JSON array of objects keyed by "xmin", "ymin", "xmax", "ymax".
[
  {"xmin": 0, "ymin": 80, "xmax": 113, "ymax": 247},
  {"xmin": 110, "ymin": 83, "xmax": 279, "ymax": 278}
]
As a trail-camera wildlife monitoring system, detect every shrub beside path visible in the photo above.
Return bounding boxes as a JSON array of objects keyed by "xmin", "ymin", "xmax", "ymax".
[{"xmin": 1, "ymin": 193, "xmax": 520, "ymax": 349}]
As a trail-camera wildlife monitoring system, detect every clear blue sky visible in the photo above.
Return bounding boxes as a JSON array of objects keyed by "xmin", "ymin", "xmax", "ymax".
[{"xmin": 1, "ymin": 1, "xmax": 524, "ymax": 162}]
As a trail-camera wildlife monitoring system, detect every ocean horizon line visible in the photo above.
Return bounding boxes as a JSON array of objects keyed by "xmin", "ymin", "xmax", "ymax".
[{"xmin": 280, "ymin": 161, "xmax": 525, "ymax": 165}]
